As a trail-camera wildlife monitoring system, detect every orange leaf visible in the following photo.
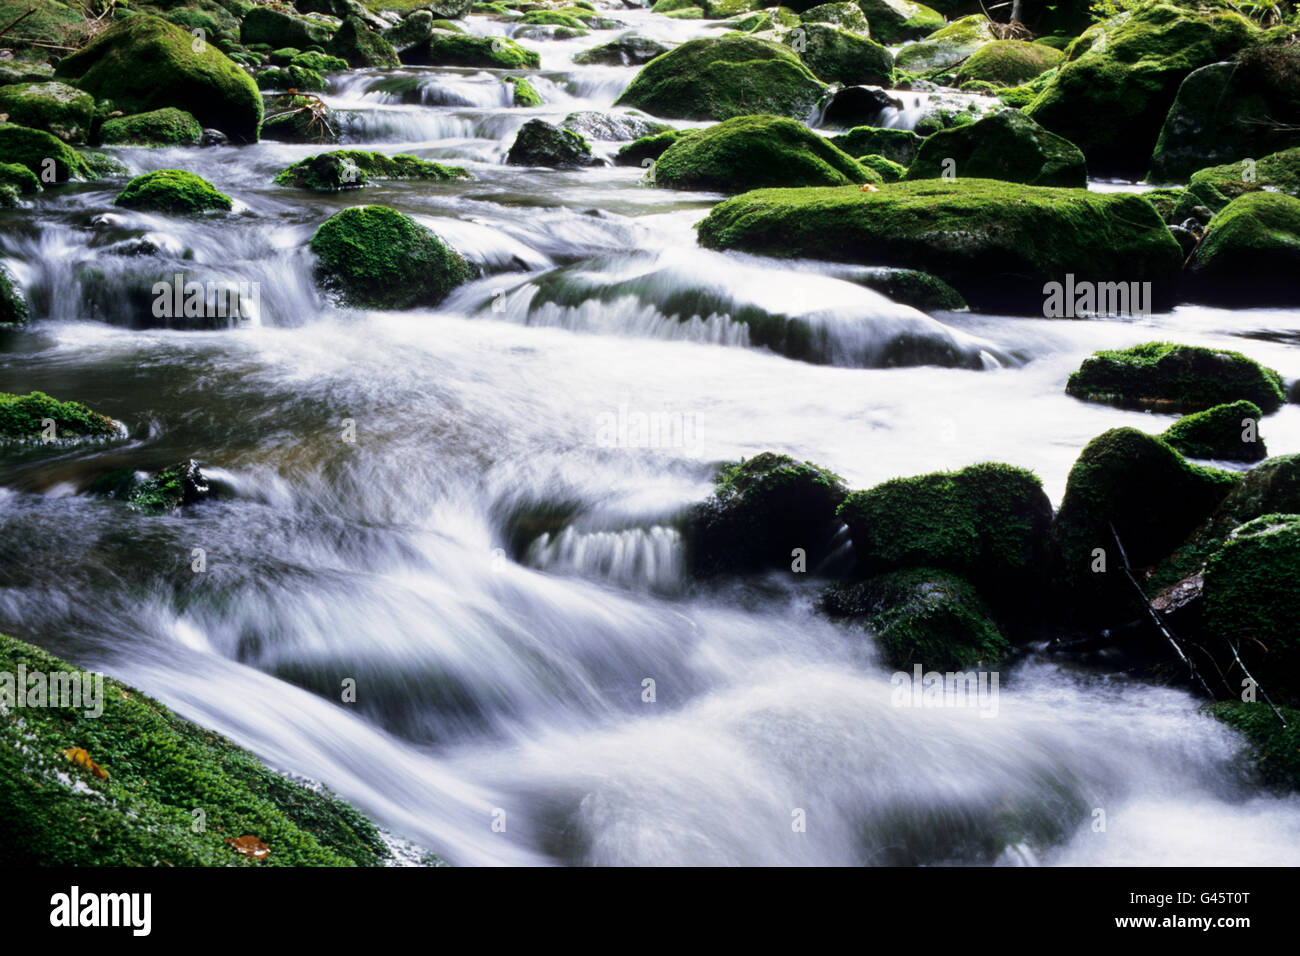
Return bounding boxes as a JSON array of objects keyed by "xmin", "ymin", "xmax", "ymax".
[
  {"xmin": 226, "ymin": 835, "xmax": 271, "ymax": 859},
  {"xmin": 62, "ymin": 747, "xmax": 108, "ymax": 779},
  {"xmin": 859, "ymin": 183, "xmax": 879, "ymax": 193}
]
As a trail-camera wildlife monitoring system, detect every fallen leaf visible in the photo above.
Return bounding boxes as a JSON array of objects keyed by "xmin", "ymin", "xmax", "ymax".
[
  {"xmin": 62, "ymin": 747, "xmax": 108, "ymax": 779},
  {"xmin": 226, "ymin": 835, "xmax": 270, "ymax": 859},
  {"xmin": 859, "ymin": 183, "xmax": 879, "ymax": 193}
]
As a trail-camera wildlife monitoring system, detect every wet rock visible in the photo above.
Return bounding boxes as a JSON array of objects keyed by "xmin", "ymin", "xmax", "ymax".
[
  {"xmin": 855, "ymin": 0, "xmax": 944, "ymax": 43},
  {"xmin": 573, "ymin": 35, "xmax": 670, "ymax": 66},
  {"xmin": 783, "ymin": 24, "xmax": 893, "ymax": 87},
  {"xmin": 561, "ymin": 110, "xmax": 671, "ymax": 142},
  {"xmin": 819, "ymin": 86, "xmax": 902, "ymax": 128},
  {"xmin": 0, "ymin": 81, "xmax": 94, "ymax": 144},
  {"xmin": 953, "ymin": 39, "xmax": 1064, "ymax": 87},
  {"xmin": 0, "ymin": 391, "xmax": 118, "ymax": 441},
  {"xmin": 828, "ymin": 125, "xmax": 922, "ymax": 166},
  {"xmin": 113, "ymin": 170, "xmax": 233, "ymax": 214},
  {"xmin": 506, "ymin": 119, "xmax": 601, "ymax": 168},
  {"xmin": 1187, "ymin": 191, "xmax": 1300, "ymax": 307},
  {"xmin": 905, "ymin": 109, "xmax": 1088, "ymax": 189},
  {"xmin": 328, "ymin": 16, "xmax": 400, "ymax": 68},
  {"xmin": 241, "ymin": 7, "xmax": 337, "ymax": 49},
  {"xmin": 100, "ymin": 108, "xmax": 203, "ymax": 147},
  {"xmin": 1161, "ymin": 400, "xmax": 1267, "ymax": 462}
]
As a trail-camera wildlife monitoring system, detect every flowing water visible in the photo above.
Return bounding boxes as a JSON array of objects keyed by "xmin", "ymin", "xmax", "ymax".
[{"xmin": 3, "ymin": 6, "xmax": 1300, "ymax": 866}]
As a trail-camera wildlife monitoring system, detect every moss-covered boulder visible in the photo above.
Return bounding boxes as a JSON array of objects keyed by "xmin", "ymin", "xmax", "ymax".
[
  {"xmin": 0, "ymin": 160, "xmax": 40, "ymax": 196},
  {"xmin": 894, "ymin": 15, "xmax": 995, "ymax": 73},
  {"xmin": 953, "ymin": 39, "xmax": 1064, "ymax": 87},
  {"xmin": 853, "ymin": 266, "xmax": 966, "ymax": 311},
  {"xmin": 799, "ymin": 2, "xmax": 869, "ymax": 31},
  {"xmin": 0, "ymin": 82, "xmax": 94, "ymax": 145},
  {"xmin": 401, "ymin": 31, "xmax": 539, "ymax": 68},
  {"xmin": 573, "ymin": 35, "xmax": 671, "ymax": 66},
  {"xmin": 685, "ymin": 452, "xmax": 848, "ymax": 575},
  {"xmin": 310, "ymin": 205, "xmax": 472, "ymax": 309},
  {"xmin": 506, "ymin": 119, "xmax": 598, "ymax": 168},
  {"xmin": 821, "ymin": 569, "xmax": 1009, "ymax": 670},
  {"xmin": 561, "ymin": 111, "xmax": 670, "ymax": 142},
  {"xmin": 828, "ymin": 126, "xmax": 923, "ymax": 166},
  {"xmin": 384, "ymin": 9, "xmax": 436, "ymax": 53},
  {"xmin": 0, "ymin": 633, "xmax": 388, "ymax": 866},
  {"xmin": 905, "ymin": 109, "xmax": 1087, "ymax": 188},
  {"xmin": 653, "ymin": 114, "xmax": 869, "ymax": 192},
  {"xmin": 1162, "ymin": 400, "xmax": 1266, "ymax": 463},
  {"xmin": 54, "ymin": 15, "xmax": 262, "ymax": 143},
  {"xmin": 837, "ymin": 462, "xmax": 1053, "ymax": 609},
  {"xmin": 290, "ymin": 50, "xmax": 350, "ymax": 73},
  {"xmin": 1173, "ymin": 148, "xmax": 1300, "ymax": 219},
  {"xmin": 1050, "ymin": 427, "xmax": 1239, "ymax": 619},
  {"xmin": 328, "ymin": 16, "xmax": 401, "ymax": 68},
  {"xmin": 1186, "ymin": 192, "xmax": 1300, "ymax": 307},
  {"xmin": 260, "ymin": 93, "xmax": 339, "ymax": 144},
  {"xmin": 0, "ymin": 269, "xmax": 29, "ymax": 328},
  {"xmin": 274, "ymin": 149, "xmax": 469, "ymax": 190},
  {"xmin": 784, "ymin": 24, "xmax": 893, "ymax": 87},
  {"xmin": 1024, "ymin": 0, "xmax": 1257, "ymax": 177},
  {"xmin": 857, "ymin": 153, "xmax": 907, "ymax": 182},
  {"xmin": 99, "ymin": 107, "xmax": 204, "ymax": 147},
  {"xmin": 1065, "ymin": 342, "xmax": 1286, "ymax": 414},
  {"xmin": 855, "ymin": 0, "xmax": 944, "ymax": 44},
  {"xmin": 1209, "ymin": 701, "xmax": 1300, "ymax": 790},
  {"xmin": 696, "ymin": 179, "xmax": 1182, "ymax": 313},
  {"xmin": 614, "ymin": 128, "xmax": 698, "ymax": 167},
  {"xmin": 1150, "ymin": 42, "xmax": 1300, "ymax": 182},
  {"xmin": 613, "ymin": 36, "xmax": 826, "ymax": 122},
  {"xmin": 0, "ymin": 123, "xmax": 92, "ymax": 181},
  {"xmin": 506, "ymin": 75, "xmax": 543, "ymax": 107},
  {"xmin": 0, "ymin": 391, "xmax": 119, "ymax": 442},
  {"xmin": 125, "ymin": 459, "xmax": 211, "ymax": 514},
  {"xmin": 114, "ymin": 169, "xmax": 233, "ymax": 214},
  {"xmin": 241, "ymin": 6, "xmax": 336, "ymax": 48},
  {"xmin": 256, "ymin": 65, "xmax": 327, "ymax": 93}
]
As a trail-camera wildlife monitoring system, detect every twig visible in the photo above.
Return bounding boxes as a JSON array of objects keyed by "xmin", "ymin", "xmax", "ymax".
[{"xmin": 0, "ymin": 9, "xmax": 34, "ymax": 40}]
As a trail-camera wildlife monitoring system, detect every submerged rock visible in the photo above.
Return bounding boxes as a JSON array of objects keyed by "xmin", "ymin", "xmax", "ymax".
[
  {"xmin": 653, "ymin": 114, "xmax": 870, "ymax": 192},
  {"xmin": 506, "ymin": 119, "xmax": 600, "ymax": 168},
  {"xmin": 561, "ymin": 110, "xmax": 670, "ymax": 142},
  {"xmin": 1161, "ymin": 400, "xmax": 1267, "ymax": 462},
  {"xmin": 1065, "ymin": 342, "xmax": 1286, "ymax": 414},
  {"xmin": 126, "ymin": 460, "xmax": 212, "ymax": 514},
  {"xmin": 310, "ymin": 205, "xmax": 472, "ymax": 309},
  {"xmin": 274, "ymin": 150, "xmax": 469, "ymax": 191},
  {"xmin": 114, "ymin": 170, "xmax": 233, "ymax": 214},
  {"xmin": 905, "ymin": 109, "xmax": 1087, "ymax": 188},
  {"xmin": 1187, "ymin": 192, "xmax": 1300, "ymax": 307},
  {"xmin": 614, "ymin": 36, "xmax": 826, "ymax": 121}
]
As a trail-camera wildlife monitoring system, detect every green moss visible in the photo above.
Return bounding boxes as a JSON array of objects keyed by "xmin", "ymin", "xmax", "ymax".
[
  {"xmin": 1049, "ymin": 427, "xmax": 1239, "ymax": 619},
  {"xmin": 256, "ymin": 65, "xmax": 327, "ymax": 92},
  {"xmin": 0, "ymin": 123, "xmax": 92, "ymax": 181},
  {"xmin": 0, "ymin": 391, "xmax": 119, "ymax": 442},
  {"xmin": 854, "ymin": 266, "xmax": 966, "ymax": 311},
  {"xmin": 905, "ymin": 109, "xmax": 1088, "ymax": 188},
  {"xmin": 838, "ymin": 462, "xmax": 1053, "ymax": 609},
  {"xmin": 310, "ymin": 205, "xmax": 472, "ymax": 309},
  {"xmin": 114, "ymin": 169, "xmax": 233, "ymax": 213},
  {"xmin": 1162, "ymin": 400, "xmax": 1266, "ymax": 462},
  {"xmin": 328, "ymin": 16, "xmax": 401, "ymax": 68},
  {"xmin": 1142, "ymin": 185, "xmax": 1185, "ymax": 224},
  {"xmin": 894, "ymin": 14, "xmax": 995, "ymax": 72},
  {"xmin": 954, "ymin": 39, "xmax": 1065, "ymax": 87},
  {"xmin": 1024, "ymin": 0, "xmax": 1257, "ymax": 177},
  {"xmin": 505, "ymin": 75, "xmax": 543, "ymax": 107},
  {"xmin": 1065, "ymin": 342, "xmax": 1286, "ymax": 414},
  {"xmin": 54, "ymin": 14, "xmax": 262, "ymax": 143},
  {"xmin": 653, "ymin": 114, "xmax": 869, "ymax": 192},
  {"xmin": 240, "ymin": 6, "xmax": 335, "ymax": 48},
  {"xmin": 261, "ymin": 93, "xmax": 339, "ymax": 144},
  {"xmin": 696, "ymin": 179, "xmax": 1182, "ymax": 313},
  {"xmin": 799, "ymin": 2, "xmax": 869, "ymax": 30},
  {"xmin": 828, "ymin": 126, "xmax": 922, "ymax": 166},
  {"xmin": 0, "ymin": 160, "xmax": 41, "ymax": 196},
  {"xmin": 857, "ymin": 152, "xmax": 907, "ymax": 182},
  {"xmin": 856, "ymin": 0, "xmax": 944, "ymax": 44},
  {"xmin": 0, "ymin": 633, "xmax": 389, "ymax": 866},
  {"xmin": 613, "ymin": 36, "xmax": 826, "ymax": 122},
  {"xmin": 274, "ymin": 149, "xmax": 469, "ymax": 190},
  {"xmin": 614, "ymin": 128, "xmax": 697, "ymax": 167},
  {"xmin": 997, "ymin": 68, "xmax": 1058, "ymax": 108},
  {"xmin": 686, "ymin": 452, "xmax": 847, "ymax": 575},
  {"xmin": 1187, "ymin": 191, "xmax": 1300, "ymax": 306},
  {"xmin": 1175, "ymin": 147, "xmax": 1300, "ymax": 217},
  {"xmin": 1209, "ymin": 701, "xmax": 1300, "ymax": 791},
  {"xmin": 783, "ymin": 24, "xmax": 893, "ymax": 87},
  {"xmin": 290, "ymin": 50, "xmax": 349, "ymax": 72},
  {"xmin": 0, "ymin": 270, "xmax": 30, "ymax": 328},
  {"xmin": 521, "ymin": 9, "xmax": 586, "ymax": 27},
  {"xmin": 0, "ymin": 0, "xmax": 85, "ymax": 50},
  {"xmin": 0, "ymin": 82, "xmax": 95, "ymax": 145},
  {"xmin": 820, "ymin": 568, "xmax": 1010, "ymax": 671},
  {"xmin": 410, "ymin": 32, "xmax": 540, "ymax": 68},
  {"xmin": 573, "ymin": 35, "xmax": 670, "ymax": 65},
  {"xmin": 99, "ymin": 107, "xmax": 203, "ymax": 146},
  {"xmin": 506, "ymin": 119, "xmax": 596, "ymax": 168}
]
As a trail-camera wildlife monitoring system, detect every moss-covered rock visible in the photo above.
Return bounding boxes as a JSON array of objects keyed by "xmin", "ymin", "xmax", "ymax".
[
  {"xmin": 837, "ymin": 462, "xmax": 1053, "ymax": 609},
  {"xmin": 696, "ymin": 179, "xmax": 1182, "ymax": 313},
  {"xmin": 652, "ymin": 114, "xmax": 869, "ymax": 192},
  {"xmin": 894, "ymin": 14, "xmax": 995, "ymax": 73},
  {"xmin": 1024, "ymin": 0, "xmax": 1257, "ymax": 177},
  {"xmin": 126, "ymin": 459, "xmax": 211, "ymax": 514},
  {"xmin": 820, "ymin": 568, "xmax": 1010, "ymax": 671},
  {"xmin": 857, "ymin": 152, "xmax": 906, "ymax": 182},
  {"xmin": 613, "ymin": 128, "xmax": 698, "ymax": 167},
  {"xmin": 1049, "ymin": 427, "xmax": 1239, "ymax": 620},
  {"xmin": 0, "ymin": 82, "xmax": 95, "ymax": 145},
  {"xmin": 114, "ymin": 169, "xmax": 233, "ymax": 214},
  {"xmin": 0, "ymin": 391, "xmax": 119, "ymax": 442},
  {"xmin": 328, "ymin": 16, "xmax": 401, "ymax": 67},
  {"xmin": 828, "ymin": 125, "xmax": 923, "ymax": 166},
  {"xmin": 1162, "ymin": 400, "xmax": 1266, "ymax": 462},
  {"xmin": 506, "ymin": 119, "xmax": 598, "ymax": 168},
  {"xmin": 1150, "ymin": 43, "xmax": 1300, "ymax": 183},
  {"xmin": 560, "ymin": 111, "xmax": 670, "ymax": 142},
  {"xmin": 274, "ymin": 149, "xmax": 469, "ymax": 190},
  {"xmin": 54, "ymin": 14, "xmax": 262, "ymax": 143},
  {"xmin": 505, "ymin": 75, "xmax": 543, "ymax": 107},
  {"xmin": 784, "ymin": 24, "xmax": 893, "ymax": 87},
  {"xmin": 905, "ymin": 109, "xmax": 1087, "ymax": 188},
  {"xmin": 260, "ymin": 93, "xmax": 340, "ymax": 144},
  {"xmin": 0, "ymin": 268, "xmax": 30, "ymax": 328},
  {"xmin": 685, "ymin": 452, "xmax": 848, "ymax": 575},
  {"xmin": 99, "ymin": 107, "xmax": 204, "ymax": 146},
  {"xmin": 0, "ymin": 632, "xmax": 389, "ymax": 866},
  {"xmin": 855, "ymin": 0, "xmax": 944, "ymax": 44},
  {"xmin": 1186, "ymin": 191, "xmax": 1300, "ymax": 307},
  {"xmin": 1173, "ymin": 148, "xmax": 1300, "ymax": 219},
  {"xmin": 0, "ymin": 124, "xmax": 92, "ymax": 181},
  {"xmin": 953, "ymin": 39, "xmax": 1064, "ymax": 87},
  {"xmin": 290, "ymin": 50, "xmax": 350, "ymax": 72},
  {"xmin": 853, "ymin": 266, "xmax": 966, "ymax": 311},
  {"xmin": 310, "ymin": 205, "xmax": 472, "ymax": 309},
  {"xmin": 1209, "ymin": 701, "xmax": 1300, "ymax": 791},
  {"xmin": 573, "ymin": 34, "xmax": 670, "ymax": 65},
  {"xmin": 1065, "ymin": 342, "xmax": 1286, "ymax": 414},
  {"xmin": 613, "ymin": 36, "xmax": 826, "ymax": 122},
  {"xmin": 799, "ymin": 2, "xmax": 869, "ymax": 31},
  {"xmin": 240, "ymin": 6, "xmax": 336, "ymax": 48},
  {"xmin": 401, "ymin": 31, "xmax": 539, "ymax": 68},
  {"xmin": 256, "ymin": 65, "xmax": 327, "ymax": 93}
]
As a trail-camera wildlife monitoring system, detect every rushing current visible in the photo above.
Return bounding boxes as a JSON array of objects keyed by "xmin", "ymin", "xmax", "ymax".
[{"xmin": 3, "ymin": 6, "xmax": 1300, "ymax": 866}]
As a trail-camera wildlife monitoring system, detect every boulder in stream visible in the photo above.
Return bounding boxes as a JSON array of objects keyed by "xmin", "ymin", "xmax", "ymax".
[
  {"xmin": 828, "ymin": 126, "xmax": 922, "ymax": 166},
  {"xmin": 1186, "ymin": 192, "xmax": 1300, "ymax": 307},
  {"xmin": 400, "ymin": 32, "xmax": 540, "ymax": 68},
  {"xmin": 1161, "ymin": 400, "xmax": 1267, "ymax": 463},
  {"xmin": 952, "ymin": 39, "xmax": 1064, "ymax": 87},
  {"xmin": 0, "ymin": 391, "xmax": 119, "ymax": 442},
  {"xmin": 855, "ymin": 0, "xmax": 945, "ymax": 43},
  {"xmin": 99, "ymin": 108, "xmax": 204, "ymax": 147},
  {"xmin": 0, "ymin": 82, "xmax": 94, "ymax": 145},
  {"xmin": 905, "ymin": 109, "xmax": 1088, "ymax": 189},
  {"xmin": 275, "ymin": 150, "xmax": 469, "ymax": 191},
  {"xmin": 0, "ymin": 124, "xmax": 92, "ymax": 181},
  {"xmin": 783, "ymin": 24, "xmax": 893, "ymax": 88},
  {"xmin": 894, "ymin": 14, "xmax": 995, "ymax": 73},
  {"xmin": 241, "ymin": 6, "xmax": 337, "ymax": 48},
  {"xmin": 506, "ymin": 119, "xmax": 601, "ymax": 168},
  {"xmin": 328, "ymin": 15, "xmax": 401, "ymax": 68},
  {"xmin": 573, "ymin": 35, "xmax": 671, "ymax": 66},
  {"xmin": 1170, "ymin": 147, "xmax": 1300, "ymax": 220},
  {"xmin": 114, "ymin": 169, "xmax": 233, "ymax": 214}
]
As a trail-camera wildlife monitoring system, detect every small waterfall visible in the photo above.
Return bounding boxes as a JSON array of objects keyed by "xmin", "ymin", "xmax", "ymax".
[{"xmin": 526, "ymin": 525, "xmax": 686, "ymax": 593}]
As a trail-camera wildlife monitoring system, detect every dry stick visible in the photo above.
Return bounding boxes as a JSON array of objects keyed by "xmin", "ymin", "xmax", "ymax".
[
  {"xmin": 0, "ymin": 8, "xmax": 35, "ymax": 39},
  {"xmin": 1224, "ymin": 636, "xmax": 1289, "ymax": 727}
]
